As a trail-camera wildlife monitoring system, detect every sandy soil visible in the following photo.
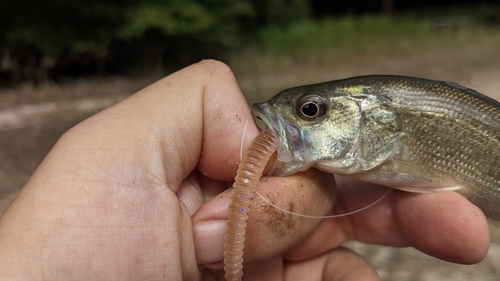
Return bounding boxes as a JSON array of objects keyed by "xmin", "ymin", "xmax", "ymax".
[{"xmin": 0, "ymin": 44, "xmax": 499, "ymax": 280}]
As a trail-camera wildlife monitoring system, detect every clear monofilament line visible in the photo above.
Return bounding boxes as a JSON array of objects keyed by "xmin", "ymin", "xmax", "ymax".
[
  {"xmin": 239, "ymin": 111, "xmax": 251, "ymax": 162},
  {"xmin": 255, "ymin": 188, "xmax": 391, "ymax": 219}
]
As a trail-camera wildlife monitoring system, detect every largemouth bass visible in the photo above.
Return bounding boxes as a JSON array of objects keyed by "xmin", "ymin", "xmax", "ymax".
[{"xmin": 252, "ymin": 75, "xmax": 500, "ymax": 220}]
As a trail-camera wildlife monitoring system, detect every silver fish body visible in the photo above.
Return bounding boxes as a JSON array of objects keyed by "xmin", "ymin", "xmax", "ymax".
[{"xmin": 252, "ymin": 75, "xmax": 500, "ymax": 220}]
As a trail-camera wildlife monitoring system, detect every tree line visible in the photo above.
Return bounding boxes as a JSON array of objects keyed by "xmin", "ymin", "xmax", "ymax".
[{"xmin": 0, "ymin": 0, "xmax": 497, "ymax": 85}]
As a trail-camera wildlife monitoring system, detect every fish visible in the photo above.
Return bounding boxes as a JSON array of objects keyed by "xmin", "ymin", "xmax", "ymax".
[{"xmin": 251, "ymin": 75, "xmax": 500, "ymax": 220}]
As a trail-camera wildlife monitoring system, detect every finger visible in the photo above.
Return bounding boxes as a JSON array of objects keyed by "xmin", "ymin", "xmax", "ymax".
[
  {"xmin": 176, "ymin": 171, "xmax": 205, "ymax": 215},
  {"xmin": 238, "ymin": 256, "xmax": 284, "ymax": 281},
  {"xmin": 333, "ymin": 176, "xmax": 406, "ymax": 246},
  {"xmin": 338, "ymin": 177, "xmax": 490, "ymax": 263},
  {"xmin": 201, "ymin": 256, "xmax": 284, "ymax": 281},
  {"xmin": 284, "ymin": 246, "xmax": 380, "ymax": 281},
  {"xmin": 393, "ymin": 190, "xmax": 489, "ymax": 264},
  {"xmin": 176, "ymin": 170, "xmax": 230, "ymax": 216},
  {"xmin": 284, "ymin": 178, "xmax": 398, "ymax": 261},
  {"xmin": 245, "ymin": 171, "xmax": 335, "ymax": 260},
  {"xmin": 286, "ymin": 176, "xmax": 490, "ymax": 264},
  {"xmin": 196, "ymin": 62, "xmax": 260, "ymax": 182},
  {"xmin": 192, "ymin": 169, "xmax": 336, "ymax": 266}
]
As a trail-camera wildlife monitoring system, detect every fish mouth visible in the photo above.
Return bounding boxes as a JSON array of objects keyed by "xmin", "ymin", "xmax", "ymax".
[{"xmin": 251, "ymin": 102, "xmax": 299, "ymax": 163}]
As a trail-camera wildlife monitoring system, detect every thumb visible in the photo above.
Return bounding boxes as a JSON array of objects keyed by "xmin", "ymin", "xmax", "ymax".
[{"xmin": 192, "ymin": 169, "xmax": 336, "ymax": 267}]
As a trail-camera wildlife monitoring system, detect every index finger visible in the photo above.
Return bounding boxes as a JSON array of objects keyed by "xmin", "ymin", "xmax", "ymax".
[{"xmin": 284, "ymin": 176, "xmax": 490, "ymax": 264}]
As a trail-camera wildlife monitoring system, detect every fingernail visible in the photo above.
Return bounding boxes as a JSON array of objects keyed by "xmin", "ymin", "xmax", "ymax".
[{"xmin": 194, "ymin": 220, "xmax": 227, "ymax": 264}]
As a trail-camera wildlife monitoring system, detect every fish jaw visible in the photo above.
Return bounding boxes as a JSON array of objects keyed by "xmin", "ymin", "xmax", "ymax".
[{"xmin": 251, "ymin": 102, "xmax": 303, "ymax": 165}]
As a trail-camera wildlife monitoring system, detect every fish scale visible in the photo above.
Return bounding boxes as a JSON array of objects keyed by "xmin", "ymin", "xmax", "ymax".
[
  {"xmin": 252, "ymin": 75, "xmax": 500, "ymax": 220},
  {"xmin": 401, "ymin": 111, "xmax": 500, "ymax": 218}
]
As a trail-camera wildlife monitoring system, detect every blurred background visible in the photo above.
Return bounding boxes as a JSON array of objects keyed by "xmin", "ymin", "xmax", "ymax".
[{"xmin": 1, "ymin": 0, "xmax": 499, "ymax": 280}]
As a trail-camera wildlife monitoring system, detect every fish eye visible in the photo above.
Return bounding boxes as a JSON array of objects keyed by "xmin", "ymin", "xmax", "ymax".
[{"xmin": 296, "ymin": 94, "xmax": 327, "ymax": 121}]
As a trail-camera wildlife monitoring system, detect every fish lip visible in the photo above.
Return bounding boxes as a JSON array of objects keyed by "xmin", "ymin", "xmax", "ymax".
[
  {"xmin": 251, "ymin": 102, "xmax": 296, "ymax": 163},
  {"xmin": 251, "ymin": 103, "xmax": 279, "ymax": 132}
]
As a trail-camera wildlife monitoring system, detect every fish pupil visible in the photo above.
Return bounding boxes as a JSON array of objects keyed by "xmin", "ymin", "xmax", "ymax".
[
  {"xmin": 296, "ymin": 94, "xmax": 327, "ymax": 121},
  {"xmin": 302, "ymin": 103, "xmax": 318, "ymax": 117}
]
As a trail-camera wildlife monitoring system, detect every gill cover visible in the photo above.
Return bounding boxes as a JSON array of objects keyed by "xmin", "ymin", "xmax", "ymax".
[{"xmin": 253, "ymin": 83, "xmax": 406, "ymax": 176}]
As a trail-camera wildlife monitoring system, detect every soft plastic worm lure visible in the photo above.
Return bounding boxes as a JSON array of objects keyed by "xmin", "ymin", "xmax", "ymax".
[{"xmin": 223, "ymin": 129, "xmax": 278, "ymax": 281}]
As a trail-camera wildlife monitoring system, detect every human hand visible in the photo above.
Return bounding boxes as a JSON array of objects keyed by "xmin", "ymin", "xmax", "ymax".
[{"xmin": 0, "ymin": 60, "xmax": 489, "ymax": 281}]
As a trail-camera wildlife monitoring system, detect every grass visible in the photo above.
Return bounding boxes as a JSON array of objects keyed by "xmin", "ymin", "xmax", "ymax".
[{"xmin": 230, "ymin": 11, "xmax": 500, "ymax": 77}]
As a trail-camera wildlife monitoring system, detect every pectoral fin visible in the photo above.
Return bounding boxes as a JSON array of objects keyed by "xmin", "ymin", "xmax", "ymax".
[
  {"xmin": 392, "ymin": 185, "xmax": 463, "ymax": 193},
  {"xmin": 393, "ymin": 160, "xmax": 433, "ymax": 182}
]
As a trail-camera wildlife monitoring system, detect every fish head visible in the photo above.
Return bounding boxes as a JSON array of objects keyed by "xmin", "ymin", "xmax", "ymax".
[{"xmin": 252, "ymin": 82, "xmax": 368, "ymax": 176}]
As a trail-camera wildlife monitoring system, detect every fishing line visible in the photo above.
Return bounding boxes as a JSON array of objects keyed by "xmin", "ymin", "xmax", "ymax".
[
  {"xmin": 236, "ymin": 113, "xmax": 251, "ymax": 161},
  {"xmin": 239, "ymin": 110, "xmax": 391, "ymax": 219},
  {"xmin": 255, "ymin": 188, "xmax": 391, "ymax": 219},
  {"xmin": 239, "ymin": 110, "xmax": 251, "ymax": 162}
]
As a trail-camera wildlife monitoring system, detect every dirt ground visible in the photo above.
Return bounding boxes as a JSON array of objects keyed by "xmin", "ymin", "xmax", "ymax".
[{"xmin": 0, "ymin": 44, "xmax": 499, "ymax": 280}]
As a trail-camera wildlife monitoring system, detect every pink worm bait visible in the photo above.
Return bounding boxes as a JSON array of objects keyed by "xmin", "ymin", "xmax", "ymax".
[{"xmin": 223, "ymin": 129, "xmax": 278, "ymax": 281}]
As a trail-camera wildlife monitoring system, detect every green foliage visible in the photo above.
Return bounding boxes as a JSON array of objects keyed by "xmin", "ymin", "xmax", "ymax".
[
  {"xmin": 1, "ymin": 0, "xmax": 313, "ymax": 79},
  {"xmin": 253, "ymin": 15, "xmax": 431, "ymax": 56},
  {"xmin": 231, "ymin": 11, "xmax": 500, "ymax": 77},
  {"xmin": 118, "ymin": 0, "xmax": 310, "ymax": 47},
  {"xmin": 0, "ymin": 0, "xmax": 310, "ymax": 54},
  {"xmin": 252, "ymin": 0, "xmax": 310, "ymax": 26},
  {"xmin": 120, "ymin": 2, "xmax": 212, "ymax": 38},
  {"xmin": 2, "ymin": 0, "xmax": 121, "ymax": 55},
  {"xmin": 2, "ymin": 0, "xmax": 498, "ymax": 81}
]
